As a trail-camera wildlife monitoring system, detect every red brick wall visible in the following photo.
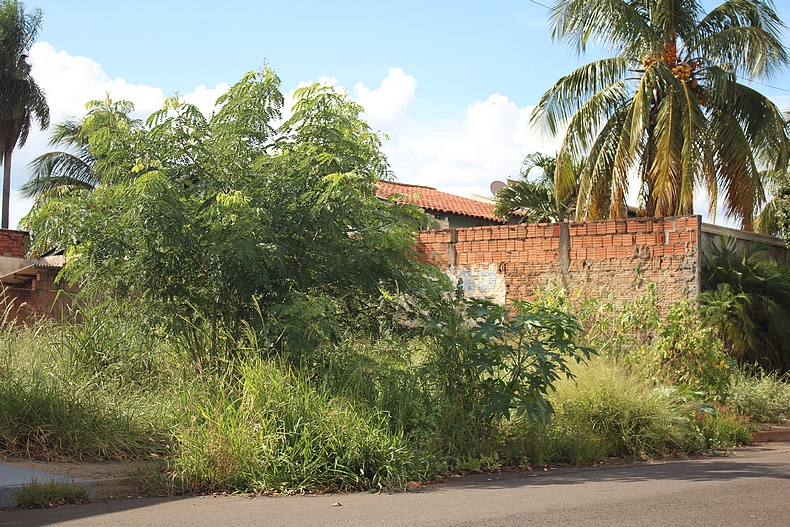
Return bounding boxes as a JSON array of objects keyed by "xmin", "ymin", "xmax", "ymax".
[
  {"xmin": 0, "ymin": 229, "xmax": 26, "ymax": 258},
  {"xmin": 415, "ymin": 216, "xmax": 701, "ymax": 307},
  {"xmin": 2, "ymin": 269, "xmax": 77, "ymax": 324}
]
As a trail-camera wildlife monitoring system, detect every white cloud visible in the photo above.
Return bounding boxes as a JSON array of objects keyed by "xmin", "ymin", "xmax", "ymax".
[
  {"xmin": 7, "ymin": 43, "xmax": 228, "ymax": 229},
  {"xmin": 29, "ymin": 42, "xmax": 164, "ymax": 122},
  {"xmin": 387, "ymin": 93, "xmax": 562, "ymax": 199},
  {"xmin": 353, "ymin": 68, "xmax": 417, "ymax": 131}
]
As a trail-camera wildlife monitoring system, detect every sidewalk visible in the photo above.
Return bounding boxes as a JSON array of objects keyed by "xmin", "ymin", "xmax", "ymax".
[{"xmin": 0, "ymin": 459, "xmax": 140, "ymax": 508}]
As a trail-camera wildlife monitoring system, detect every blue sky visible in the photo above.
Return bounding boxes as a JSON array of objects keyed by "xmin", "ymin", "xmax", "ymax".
[{"xmin": 8, "ymin": 0, "xmax": 790, "ymax": 228}]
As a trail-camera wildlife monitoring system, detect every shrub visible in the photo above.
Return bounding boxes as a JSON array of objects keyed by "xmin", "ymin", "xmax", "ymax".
[
  {"xmin": 701, "ymin": 239, "xmax": 790, "ymax": 372},
  {"xmin": 727, "ymin": 368, "xmax": 790, "ymax": 423}
]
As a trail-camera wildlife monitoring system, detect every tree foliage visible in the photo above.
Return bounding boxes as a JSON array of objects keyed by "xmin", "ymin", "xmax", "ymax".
[
  {"xmin": 535, "ymin": 0, "xmax": 790, "ymax": 229},
  {"xmin": 0, "ymin": 0, "xmax": 49, "ymax": 228},
  {"xmin": 23, "ymin": 69, "xmax": 440, "ymax": 352}
]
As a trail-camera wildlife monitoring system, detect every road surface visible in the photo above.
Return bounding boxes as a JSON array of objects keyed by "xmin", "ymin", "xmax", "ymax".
[{"xmin": 2, "ymin": 443, "xmax": 789, "ymax": 527}]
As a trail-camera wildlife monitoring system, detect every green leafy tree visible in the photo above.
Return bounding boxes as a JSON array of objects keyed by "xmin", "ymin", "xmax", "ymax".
[
  {"xmin": 0, "ymin": 0, "xmax": 49, "ymax": 228},
  {"xmin": 493, "ymin": 152, "xmax": 582, "ymax": 222},
  {"xmin": 534, "ymin": 0, "xmax": 789, "ymax": 229},
  {"xmin": 24, "ymin": 69, "xmax": 439, "ymax": 357}
]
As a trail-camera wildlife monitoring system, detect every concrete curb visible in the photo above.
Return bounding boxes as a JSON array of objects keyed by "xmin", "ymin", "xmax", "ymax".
[
  {"xmin": 751, "ymin": 424, "xmax": 790, "ymax": 443},
  {"xmin": 0, "ymin": 460, "xmax": 141, "ymax": 508}
]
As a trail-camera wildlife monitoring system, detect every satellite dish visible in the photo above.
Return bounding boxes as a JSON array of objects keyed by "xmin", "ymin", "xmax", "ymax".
[{"xmin": 490, "ymin": 180, "xmax": 507, "ymax": 195}]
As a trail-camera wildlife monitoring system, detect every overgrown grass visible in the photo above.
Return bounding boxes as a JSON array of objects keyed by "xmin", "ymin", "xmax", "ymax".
[
  {"xmin": 0, "ymin": 317, "xmax": 173, "ymax": 461},
  {"xmin": 0, "ymin": 295, "xmax": 768, "ymax": 495},
  {"xmin": 500, "ymin": 357, "xmax": 751, "ymax": 465},
  {"xmin": 173, "ymin": 359, "xmax": 417, "ymax": 492},
  {"xmin": 13, "ymin": 479, "xmax": 91, "ymax": 509}
]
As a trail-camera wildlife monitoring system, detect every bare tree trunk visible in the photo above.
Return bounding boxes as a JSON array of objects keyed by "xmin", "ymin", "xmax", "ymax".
[{"xmin": 2, "ymin": 148, "xmax": 11, "ymax": 229}]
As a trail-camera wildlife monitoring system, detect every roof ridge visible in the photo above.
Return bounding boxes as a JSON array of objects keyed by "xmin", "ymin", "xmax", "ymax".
[{"xmin": 378, "ymin": 181, "xmax": 437, "ymax": 191}]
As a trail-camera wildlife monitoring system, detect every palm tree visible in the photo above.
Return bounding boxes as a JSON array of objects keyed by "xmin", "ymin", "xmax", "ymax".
[
  {"xmin": 493, "ymin": 152, "xmax": 582, "ymax": 222},
  {"xmin": 701, "ymin": 238, "xmax": 790, "ymax": 371},
  {"xmin": 21, "ymin": 118, "xmax": 97, "ymax": 203},
  {"xmin": 534, "ymin": 0, "xmax": 789, "ymax": 230},
  {"xmin": 21, "ymin": 97, "xmax": 139, "ymax": 207},
  {"xmin": 0, "ymin": 0, "xmax": 49, "ymax": 229}
]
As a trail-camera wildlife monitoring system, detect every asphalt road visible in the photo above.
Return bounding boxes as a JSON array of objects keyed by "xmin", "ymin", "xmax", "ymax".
[{"xmin": 2, "ymin": 443, "xmax": 789, "ymax": 527}]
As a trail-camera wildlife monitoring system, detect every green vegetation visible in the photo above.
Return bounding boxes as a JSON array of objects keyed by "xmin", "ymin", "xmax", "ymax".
[
  {"xmin": 700, "ymin": 238, "xmax": 790, "ymax": 372},
  {"xmin": 492, "ymin": 152, "xmax": 582, "ymax": 223},
  {"xmin": 728, "ymin": 368, "xmax": 790, "ymax": 423},
  {"xmin": 13, "ymin": 479, "xmax": 91, "ymax": 509},
  {"xmin": 2, "ymin": 280, "xmax": 781, "ymax": 494}
]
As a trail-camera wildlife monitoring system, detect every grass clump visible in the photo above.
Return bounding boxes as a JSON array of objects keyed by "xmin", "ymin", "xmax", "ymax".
[
  {"xmin": 500, "ymin": 357, "xmax": 751, "ymax": 465},
  {"xmin": 173, "ymin": 359, "xmax": 417, "ymax": 493},
  {"xmin": 727, "ymin": 368, "xmax": 790, "ymax": 423},
  {"xmin": 14, "ymin": 479, "xmax": 91, "ymax": 509},
  {"xmin": 0, "ymin": 375, "xmax": 169, "ymax": 461}
]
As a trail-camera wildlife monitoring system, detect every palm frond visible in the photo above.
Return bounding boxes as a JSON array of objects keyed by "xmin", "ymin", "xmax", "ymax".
[
  {"xmin": 22, "ymin": 150, "xmax": 97, "ymax": 199},
  {"xmin": 549, "ymin": 0, "xmax": 658, "ymax": 56},
  {"xmin": 531, "ymin": 58, "xmax": 632, "ymax": 137},
  {"xmin": 694, "ymin": 0, "xmax": 789, "ymax": 80}
]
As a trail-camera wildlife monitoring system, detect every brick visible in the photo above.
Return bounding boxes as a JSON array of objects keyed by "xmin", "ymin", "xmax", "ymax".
[{"xmin": 569, "ymin": 224, "xmax": 586, "ymax": 236}]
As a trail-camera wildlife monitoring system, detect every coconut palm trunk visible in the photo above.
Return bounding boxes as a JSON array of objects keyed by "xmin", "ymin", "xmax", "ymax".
[
  {"xmin": 0, "ymin": 118, "xmax": 21, "ymax": 229},
  {"xmin": 2, "ymin": 149, "xmax": 12, "ymax": 229},
  {"xmin": 0, "ymin": 1, "xmax": 50, "ymax": 230}
]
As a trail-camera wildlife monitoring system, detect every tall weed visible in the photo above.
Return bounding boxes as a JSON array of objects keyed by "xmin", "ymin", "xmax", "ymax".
[
  {"xmin": 173, "ymin": 359, "xmax": 417, "ymax": 492},
  {"xmin": 727, "ymin": 368, "xmax": 790, "ymax": 423}
]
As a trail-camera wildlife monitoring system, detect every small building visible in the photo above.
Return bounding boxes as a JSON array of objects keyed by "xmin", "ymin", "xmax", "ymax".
[{"xmin": 0, "ymin": 230, "xmax": 70, "ymax": 323}]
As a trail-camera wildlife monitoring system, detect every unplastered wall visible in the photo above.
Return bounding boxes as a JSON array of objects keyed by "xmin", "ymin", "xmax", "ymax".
[
  {"xmin": 0, "ymin": 229, "xmax": 26, "ymax": 258},
  {"xmin": 415, "ymin": 216, "xmax": 701, "ymax": 307}
]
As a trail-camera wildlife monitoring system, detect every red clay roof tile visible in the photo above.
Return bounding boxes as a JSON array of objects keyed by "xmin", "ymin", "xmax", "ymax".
[{"xmin": 376, "ymin": 181, "xmax": 503, "ymax": 222}]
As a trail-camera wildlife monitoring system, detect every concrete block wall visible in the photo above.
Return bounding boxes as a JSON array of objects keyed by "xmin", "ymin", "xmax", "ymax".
[{"xmin": 415, "ymin": 216, "xmax": 701, "ymax": 307}]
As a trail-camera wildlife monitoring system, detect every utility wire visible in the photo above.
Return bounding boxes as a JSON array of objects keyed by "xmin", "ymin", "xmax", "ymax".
[
  {"xmin": 528, "ymin": 0, "xmax": 552, "ymax": 9},
  {"xmin": 743, "ymin": 77, "xmax": 790, "ymax": 94}
]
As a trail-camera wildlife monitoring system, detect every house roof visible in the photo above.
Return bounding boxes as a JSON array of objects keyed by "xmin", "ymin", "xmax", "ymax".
[{"xmin": 376, "ymin": 181, "xmax": 503, "ymax": 222}]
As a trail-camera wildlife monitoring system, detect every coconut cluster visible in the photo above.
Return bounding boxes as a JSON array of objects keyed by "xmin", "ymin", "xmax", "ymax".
[
  {"xmin": 640, "ymin": 49, "xmax": 710, "ymax": 107},
  {"xmin": 671, "ymin": 62, "xmax": 693, "ymax": 81}
]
